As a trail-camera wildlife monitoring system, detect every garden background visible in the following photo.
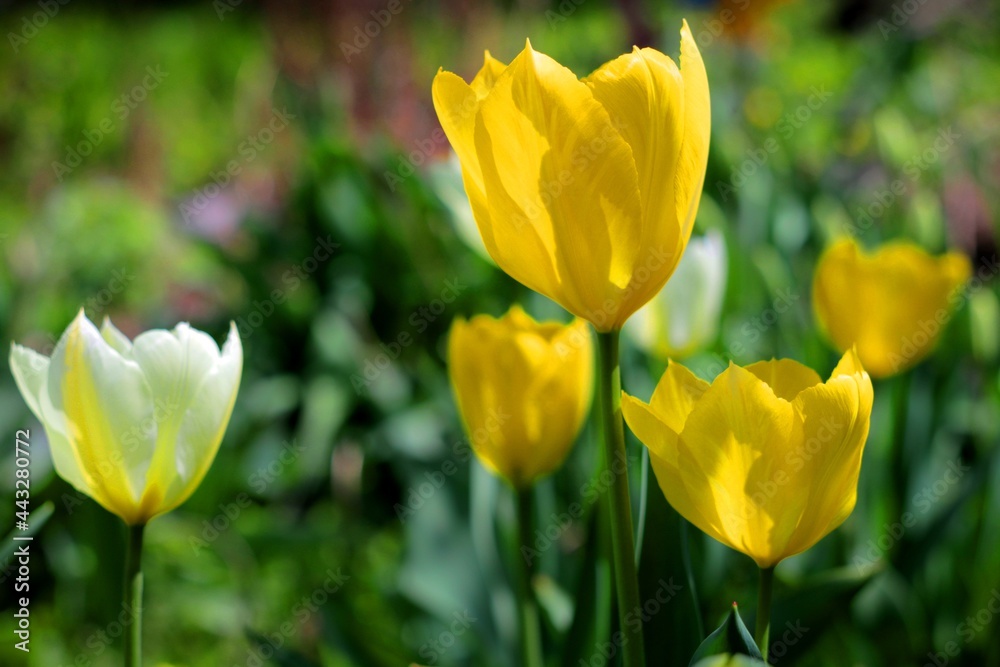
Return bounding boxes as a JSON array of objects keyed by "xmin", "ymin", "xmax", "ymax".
[{"xmin": 1, "ymin": 0, "xmax": 998, "ymax": 665}]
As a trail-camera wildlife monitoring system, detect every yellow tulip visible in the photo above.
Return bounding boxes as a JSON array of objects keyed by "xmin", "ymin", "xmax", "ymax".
[
  {"xmin": 448, "ymin": 306, "xmax": 593, "ymax": 488},
  {"xmin": 622, "ymin": 349, "xmax": 873, "ymax": 568},
  {"xmin": 812, "ymin": 237, "xmax": 971, "ymax": 378},
  {"xmin": 9, "ymin": 311, "xmax": 242, "ymax": 525},
  {"xmin": 432, "ymin": 21, "xmax": 711, "ymax": 331}
]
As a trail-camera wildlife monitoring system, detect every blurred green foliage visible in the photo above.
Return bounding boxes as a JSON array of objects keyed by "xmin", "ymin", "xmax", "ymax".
[{"xmin": 1, "ymin": 1, "xmax": 998, "ymax": 666}]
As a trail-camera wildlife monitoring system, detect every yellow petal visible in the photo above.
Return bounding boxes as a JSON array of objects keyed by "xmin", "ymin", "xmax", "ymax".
[
  {"xmin": 585, "ymin": 46, "xmax": 684, "ymax": 313},
  {"xmin": 473, "ymin": 41, "xmax": 643, "ymax": 325},
  {"xmin": 622, "ymin": 392, "xmax": 719, "ymax": 533},
  {"xmin": 448, "ymin": 307, "xmax": 593, "ymax": 487},
  {"xmin": 57, "ymin": 312, "xmax": 156, "ymax": 524},
  {"xmin": 624, "ymin": 352, "xmax": 873, "ymax": 568},
  {"xmin": 470, "ymin": 50, "xmax": 507, "ymax": 98},
  {"xmin": 813, "ymin": 238, "xmax": 972, "ymax": 377},
  {"xmin": 675, "ymin": 20, "xmax": 712, "ymax": 244},
  {"xmin": 648, "ymin": 360, "xmax": 709, "ymax": 432},
  {"xmin": 744, "ymin": 358, "xmax": 821, "ymax": 401},
  {"xmin": 780, "ymin": 348, "xmax": 873, "ymax": 558},
  {"xmin": 676, "ymin": 363, "xmax": 804, "ymax": 567}
]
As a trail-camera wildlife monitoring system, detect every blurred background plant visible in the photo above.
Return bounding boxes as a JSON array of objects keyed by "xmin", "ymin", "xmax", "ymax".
[{"xmin": 0, "ymin": 0, "xmax": 998, "ymax": 665}]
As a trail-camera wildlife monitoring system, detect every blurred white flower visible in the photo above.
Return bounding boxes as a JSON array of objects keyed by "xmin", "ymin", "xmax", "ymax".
[{"xmin": 626, "ymin": 230, "xmax": 727, "ymax": 359}]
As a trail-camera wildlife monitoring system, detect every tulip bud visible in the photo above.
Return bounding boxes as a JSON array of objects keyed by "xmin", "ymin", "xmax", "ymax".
[{"xmin": 447, "ymin": 306, "xmax": 593, "ymax": 488}]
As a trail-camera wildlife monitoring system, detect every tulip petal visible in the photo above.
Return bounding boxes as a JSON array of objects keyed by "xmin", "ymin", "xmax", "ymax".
[
  {"xmin": 452, "ymin": 314, "xmax": 549, "ymax": 484},
  {"xmin": 432, "ymin": 70, "xmax": 488, "ymax": 194},
  {"xmin": 585, "ymin": 47, "xmax": 684, "ymax": 267},
  {"xmin": 10, "ymin": 344, "xmax": 49, "ymax": 419},
  {"xmin": 54, "ymin": 313, "xmax": 156, "ymax": 524},
  {"xmin": 622, "ymin": 392, "xmax": 718, "ymax": 532},
  {"xmin": 675, "ymin": 20, "xmax": 711, "ymax": 240},
  {"xmin": 471, "ymin": 51, "xmax": 507, "ymax": 98},
  {"xmin": 529, "ymin": 320, "xmax": 593, "ymax": 477},
  {"xmin": 744, "ymin": 359, "xmax": 821, "ymax": 401},
  {"xmin": 813, "ymin": 238, "xmax": 972, "ymax": 377},
  {"xmin": 154, "ymin": 323, "xmax": 243, "ymax": 516},
  {"xmin": 781, "ymin": 349, "xmax": 872, "ymax": 556},
  {"xmin": 130, "ymin": 323, "xmax": 240, "ymax": 518},
  {"xmin": 677, "ymin": 364, "xmax": 804, "ymax": 567},
  {"xmin": 473, "ymin": 42, "xmax": 643, "ymax": 321},
  {"xmin": 100, "ymin": 317, "xmax": 133, "ymax": 355},
  {"xmin": 648, "ymin": 360, "xmax": 709, "ymax": 431},
  {"xmin": 449, "ymin": 309, "xmax": 591, "ymax": 487},
  {"xmin": 10, "ymin": 344, "xmax": 90, "ymax": 492}
]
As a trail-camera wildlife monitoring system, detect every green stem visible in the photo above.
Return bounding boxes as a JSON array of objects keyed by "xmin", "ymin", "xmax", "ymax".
[
  {"xmin": 596, "ymin": 329, "xmax": 645, "ymax": 667},
  {"xmin": 515, "ymin": 487, "xmax": 543, "ymax": 667},
  {"xmin": 633, "ymin": 447, "xmax": 649, "ymax": 568},
  {"xmin": 755, "ymin": 566, "xmax": 774, "ymax": 662},
  {"xmin": 124, "ymin": 523, "xmax": 145, "ymax": 667}
]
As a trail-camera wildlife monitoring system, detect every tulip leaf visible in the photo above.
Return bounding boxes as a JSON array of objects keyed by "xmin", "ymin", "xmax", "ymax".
[{"xmin": 688, "ymin": 602, "xmax": 764, "ymax": 666}]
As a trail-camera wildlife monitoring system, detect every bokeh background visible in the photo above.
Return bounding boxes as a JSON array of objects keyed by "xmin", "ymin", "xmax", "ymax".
[{"xmin": 1, "ymin": 0, "xmax": 999, "ymax": 665}]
